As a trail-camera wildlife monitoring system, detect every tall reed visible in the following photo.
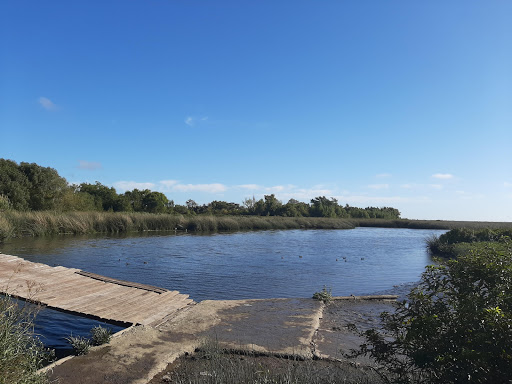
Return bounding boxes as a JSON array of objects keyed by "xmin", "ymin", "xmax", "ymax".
[
  {"xmin": 1, "ymin": 211, "xmax": 511, "ymax": 243},
  {"xmin": 0, "ymin": 211, "xmax": 356, "ymax": 241}
]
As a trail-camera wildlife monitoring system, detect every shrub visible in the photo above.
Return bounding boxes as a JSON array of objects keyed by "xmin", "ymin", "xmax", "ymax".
[
  {"xmin": 312, "ymin": 286, "xmax": 333, "ymax": 303},
  {"xmin": 0, "ymin": 295, "xmax": 51, "ymax": 384},
  {"xmin": 65, "ymin": 335, "xmax": 91, "ymax": 356},
  {"xmin": 90, "ymin": 325, "xmax": 112, "ymax": 346},
  {"xmin": 350, "ymin": 242, "xmax": 512, "ymax": 383}
]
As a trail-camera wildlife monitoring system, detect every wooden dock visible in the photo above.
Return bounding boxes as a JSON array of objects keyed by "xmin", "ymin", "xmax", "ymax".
[{"xmin": 0, "ymin": 253, "xmax": 194, "ymax": 326}]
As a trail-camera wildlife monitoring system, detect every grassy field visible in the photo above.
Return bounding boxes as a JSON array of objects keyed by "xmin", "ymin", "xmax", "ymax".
[{"xmin": 1, "ymin": 211, "xmax": 511, "ymax": 243}]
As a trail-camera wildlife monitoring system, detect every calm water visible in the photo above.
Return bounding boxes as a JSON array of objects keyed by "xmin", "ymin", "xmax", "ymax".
[{"xmin": 0, "ymin": 227, "xmax": 445, "ymax": 354}]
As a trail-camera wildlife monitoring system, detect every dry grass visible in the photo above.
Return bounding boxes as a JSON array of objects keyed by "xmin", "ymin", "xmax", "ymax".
[
  {"xmin": 149, "ymin": 339, "xmax": 383, "ymax": 384},
  {"xmin": 0, "ymin": 211, "xmax": 355, "ymax": 241},
  {"xmin": 1, "ymin": 211, "xmax": 511, "ymax": 243}
]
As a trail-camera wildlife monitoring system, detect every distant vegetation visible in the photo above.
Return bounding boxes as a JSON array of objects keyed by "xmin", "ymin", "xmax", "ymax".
[
  {"xmin": 2, "ymin": 159, "xmax": 511, "ymax": 242},
  {"xmin": 0, "ymin": 159, "xmax": 400, "ymax": 219},
  {"xmin": 0, "ymin": 211, "xmax": 356, "ymax": 241}
]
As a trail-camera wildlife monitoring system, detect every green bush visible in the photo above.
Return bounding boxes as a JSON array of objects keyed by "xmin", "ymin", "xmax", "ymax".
[
  {"xmin": 65, "ymin": 335, "xmax": 91, "ymax": 356},
  {"xmin": 427, "ymin": 228, "xmax": 512, "ymax": 257},
  {"xmin": 312, "ymin": 286, "xmax": 333, "ymax": 303},
  {"xmin": 0, "ymin": 295, "xmax": 51, "ymax": 384},
  {"xmin": 350, "ymin": 242, "xmax": 512, "ymax": 383},
  {"xmin": 90, "ymin": 325, "xmax": 112, "ymax": 346}
]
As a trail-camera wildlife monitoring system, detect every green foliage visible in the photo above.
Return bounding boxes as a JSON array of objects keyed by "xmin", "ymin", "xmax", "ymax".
[
  {"xmin": 310, "ymin": 196, "xmax": 340, "ymax": 218},
  {"xmin": 0, "ymin": 194, "xmax": 11, "ymax": 211},
  {"xmin": 350, "ymin": 242, "xmax": 512, "ymax": 383},
  {"xmin": 0, "ymin": 158, "xmax": 403, "ymax": 221},
  {"xmin": 90, "ymin": 325, "xmax": 112, "ymax": 346},
  {"xmin": 78, "ymin": 182, "xmax": 122, "ymax": 212},
  {"xmin": 19, "ymin": 162, "xmax": 68, "ymax": 211},
  {"xmin": 65, "ymin": 335, "xmax": 91, "ymax": 356},
  {"xmin": 312, "ymin": 286, "xmax": 333, "ymax": 303},
  {"xmin": 0, "ymin": 295, "xmax": 51, "ymax": 384},
  {"xmin": 60, "ymin": 186, "xmax": 100, "ymax": 212},
  {"xmin": 0, "ymin": 159, "xmax": 31, "ymax": 210},
  {"xmin": 142, "ymin": 191, "xmax": 168, "ymax": 213},
  {"xmin": 427, "ymin": 228, "xmax": 512, "ymax": 257}
]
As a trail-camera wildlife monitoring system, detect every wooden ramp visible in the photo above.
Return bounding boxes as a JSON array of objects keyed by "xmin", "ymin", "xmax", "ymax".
[{"xmin": 0, "ymin": 253, "xmax": 194, "ymax": 326}]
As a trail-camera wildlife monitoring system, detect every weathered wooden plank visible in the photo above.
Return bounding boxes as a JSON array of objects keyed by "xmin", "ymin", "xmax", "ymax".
[
  {"xmin": 36, "ymin": 280, "xmax": 109, "ymax": 302},
  {"xmin": 0, "ymin": 254, "xmax": 194, "ymax": 325},
  {"xmin": 140, "ymin": 297, "xmax": 194, "ymax": 325},
  {"xmin": 75, "ymin": 271, "xmax": 169, "ymax": 294},
  {"xmin": 124, "ymin": 297, "xmax": 192, "ymax": 323},
  {"xmin": 62, "ymin": 284, "xmax": 130, "ymax": 311},
  {"xmin": 117, "ymin": 291, "xmax": 182, "ymax": 320},
  {"xmin": 92, "ymin": 291, "xmax": 157, "ymax": 319}
]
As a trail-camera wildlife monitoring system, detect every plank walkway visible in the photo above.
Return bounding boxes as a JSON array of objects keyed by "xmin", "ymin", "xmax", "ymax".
[{"xmin": 0, "ymin": 253, "xmax": 194, "ymax": 326}]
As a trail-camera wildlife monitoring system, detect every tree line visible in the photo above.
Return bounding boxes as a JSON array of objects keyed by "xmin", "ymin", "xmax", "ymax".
[{"xmin": 0, "ymin": 159, "xmax": 400, "ymax": 219}]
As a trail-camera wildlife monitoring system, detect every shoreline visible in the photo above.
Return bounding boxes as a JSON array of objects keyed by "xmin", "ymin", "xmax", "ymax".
[{"xmin": 2, "ymin": 211, "xmax": 511, "ymax": 243}]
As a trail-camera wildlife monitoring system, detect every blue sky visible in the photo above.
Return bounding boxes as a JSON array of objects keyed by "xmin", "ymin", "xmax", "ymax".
[{"xmin": 1, "ymin": 1, "xmax": 511, "ymax": 221}]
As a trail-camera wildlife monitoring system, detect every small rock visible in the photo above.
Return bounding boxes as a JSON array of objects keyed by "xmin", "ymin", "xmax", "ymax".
[{"xmin": 161, "ymin": 374, "xmax": 172, "ymax": 382}]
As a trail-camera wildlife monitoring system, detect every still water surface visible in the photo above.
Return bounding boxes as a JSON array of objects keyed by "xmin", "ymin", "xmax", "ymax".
[{"xmin": 1, "ymin": 227, "xmax": 445, "ymax": 353}]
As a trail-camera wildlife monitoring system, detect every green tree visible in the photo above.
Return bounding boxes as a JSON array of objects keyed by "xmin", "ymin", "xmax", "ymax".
[
  {"xmin": 142, "ymin": 191, "xmax": 168, "ymax": 213},
  {"xmin": 263, "ymin": 194, "xmax": 282, "ymax": 216},
  {"xmin": 0, "ymin": 159, "xmax": 30, "ymax": 210},
  {"xmin": 60, "ymin": 186, "xmax": 101, "ymax": 211},
  {"xmin": 242, "ymin": 196, "xmax": 257, "ymax": 214},
  {"xmin": 19, "ymin": 162, "xmax": 68, "ymax": 210},
  {"xmin": 350, "ymin": 243, "xmax": 512, "ymax": 383},
  {"xmin": 282, "ymin": 199, "xmax": 309, "ymax": 217},
  {"xmin": 310, "ymin": 196, "xmax": 338, "ymax": 217},
  {"xmin": 78, "ymin": 182, "xmax": 121, "ymax": 211},
  {"xmin": 124, "ymin": 189, "xmax": 151, "ymax": 212}
]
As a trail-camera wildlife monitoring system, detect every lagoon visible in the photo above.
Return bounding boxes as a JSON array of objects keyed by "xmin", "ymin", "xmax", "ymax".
[{"xmin": 0, "ymin": 227, "xmax": 445, "ymax": 353}]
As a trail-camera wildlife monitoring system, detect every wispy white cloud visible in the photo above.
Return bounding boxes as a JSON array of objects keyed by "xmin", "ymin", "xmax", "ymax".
[
  {"xmin": 334, "ymin": 195, "xmax": 431, "ymax": 205},
  {"xmin": 113, "ymin": 181, "xmax": 156, "ymax": 192},
  {"xmin": 236, "ymin": 184, "xmax": 334, "ymax": 201},
  {"xmin": 401, "ymin": 183, "xmax": 443, "ymax": 190},
  {"xmin": 173, "ymin": 183, "xmax": 227, "ymax": 193},
  {"xmin": 238, "ymin": 184, "xmax": 263, "ymax": 190},
  {"xmin": 368, "ymin": 184, "xmax": 389, "ymax": 190},
  {"xmin": 77, "ymin": 160, "xmax": 102, "ymax": 170},
  {"xmin": 38, "ymin": 97, "xmax": 58, "ymax": 111},
  {"xmin": 376, "ymin": 173, "xmax": 392, "ymax": 178},
  {"xmin": 185, "ymin": 116, "xmax": 208, "ymax": 127},
  {"xmin": 432, "ymin": 173, "xmax": 454, "ymax": 180},
  {"xmin": 159, "ymin": 180, "xmax": 179, "ymax": 190}
]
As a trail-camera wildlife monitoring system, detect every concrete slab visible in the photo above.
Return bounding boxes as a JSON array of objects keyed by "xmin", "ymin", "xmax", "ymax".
[
  {"xmin": 46, "ymin": 297, "xmax": 396, "ymax": 384},
  {"xmin": 47, "ymin": 298, "xmax": 323, "ymax": 384},
  {"xmin": 314, "ymin": 299, "xmax": 397, "ymax": 365}
]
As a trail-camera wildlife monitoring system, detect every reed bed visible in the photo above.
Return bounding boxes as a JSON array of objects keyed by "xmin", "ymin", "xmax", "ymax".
[
  {"xmin": 349, "ymin": 218, "xmax": 512, "ymax": 230},
  {"xmin": 1, "ymin": 211, "xmax": 511, "ymax": 243},
  {"xmin": 0, "ymin": 211, "xmax": 355, "ymax": 241}
]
